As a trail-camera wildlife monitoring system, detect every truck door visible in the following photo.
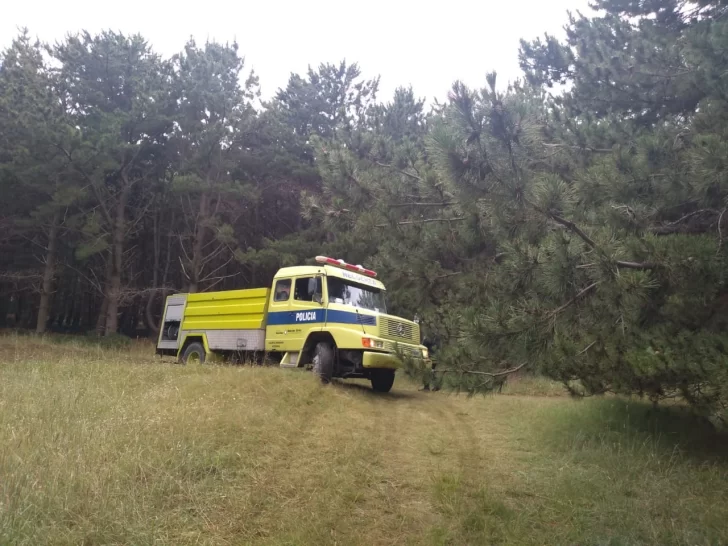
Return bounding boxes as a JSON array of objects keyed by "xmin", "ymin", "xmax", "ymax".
[
  {"xmin": 288, "ymin": 275, "xmax": 324, "ymax": 350},
  {"xmin": 265, "ymin": 278, "xmax": 293, "ymax": 353},
  {"xmin": 265, "ymin": 276, "xmax": 324, "ymax": 353}
]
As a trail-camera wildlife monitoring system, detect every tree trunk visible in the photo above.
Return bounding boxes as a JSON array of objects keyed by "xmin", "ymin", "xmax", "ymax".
[
  {"xmin": 66, "ymin": 274, "xmax": 79, "ymax": 330},
  {"xmin": 73, "ymin": 275, "xmax": 84, "ymax": 331},
  {"xmin": 95, "ymin": 296, "xmax": 108, "ymax": 335},
  {"xmin": 189, "ymin": 192, "xmax": 209, "ymax": 293},
  {"xmin": 16, "ymin": 291, "xmax": 32, "ymax": 328},
  {"xmin": 95, "ymin": 256, "xmax": 113, "ymax": 335},
  {"xmin": 105, "ymin": 191, "xmax": 128, "ymax": 335},
  {"xmin": 146, "ymin": 210, "xmax": 175, "ymax": 334},
  {"xmin": 145, "ymin": 207, "xmax": 161, "ymax": 334},
  {"xmin": 0, "ymin": 293, "xmax": 8, "ymax": 327},
  {"xmin": 36, "ymin": 212, "xmax": 60, "ymax": 334},
  {"xmin": 12, "ymin": 292, "xmax": 22, "ymax": 327}
]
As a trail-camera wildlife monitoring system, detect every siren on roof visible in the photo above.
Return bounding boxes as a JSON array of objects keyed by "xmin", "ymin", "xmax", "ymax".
[{"xmin": 315, "ymin": 256, "xmax": 377, "ymax": 277}]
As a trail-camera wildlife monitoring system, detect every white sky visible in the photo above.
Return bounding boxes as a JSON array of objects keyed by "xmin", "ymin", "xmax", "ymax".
[{"xmin": 2, "ymin": 0, "xmax": 593, "ymax": 104}]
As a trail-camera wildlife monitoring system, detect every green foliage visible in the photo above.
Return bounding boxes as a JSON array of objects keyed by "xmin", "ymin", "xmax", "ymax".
[
  {"xmin": 274, "ymin": 61, "xmax": 379, "ymax": 140},
  {"xmin": 168, "ymin": 39, "xmax": 258, "ymax": 291},
  {"xmin": 4, "ymin": 7, "xmax": 728, "ymax": 419},
  {"xmin": 295, "ymin": 2, "xmax": 728, "ymax": 419}
]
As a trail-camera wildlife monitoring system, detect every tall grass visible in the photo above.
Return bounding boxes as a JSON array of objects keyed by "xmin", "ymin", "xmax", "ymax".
[
  {"xmin": 1, "ymin": 334, "xmax": 727, "ymax": 545},
  {"xmin": 498, "ymin": 374, "xmax": 568, "ymax": 397},
  {"xmin": 434, "ymin": 397, "xmax": 728, "ymax": 545}
]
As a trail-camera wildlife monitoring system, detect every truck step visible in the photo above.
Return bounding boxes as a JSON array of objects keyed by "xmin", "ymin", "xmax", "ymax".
[{"xmin": 280, "ymin": 352, "xmax": 299, "ymax": 368}]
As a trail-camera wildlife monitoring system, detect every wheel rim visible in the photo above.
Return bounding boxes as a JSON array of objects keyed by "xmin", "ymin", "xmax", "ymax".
[{"xmin": 188, "ymin": 351, "xmax": 201, "ymax": 364}]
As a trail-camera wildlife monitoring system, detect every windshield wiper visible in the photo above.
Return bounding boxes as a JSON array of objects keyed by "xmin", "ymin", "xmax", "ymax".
[{"xmin": 355, "ymin": 308, "xmax": 367, "ymax": 334}]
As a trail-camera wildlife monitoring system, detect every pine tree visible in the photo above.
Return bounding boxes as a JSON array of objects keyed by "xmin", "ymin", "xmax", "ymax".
[
  {"xmin": 417, "ymin": 0, "xmax": 728, "ymax": 416},
  {"xmin": 0, "ymin": 31, "xmax": 81, "ymax": 333},
  {"xmin": 170, "ymin": 39, "xmax": 259, "ymax": 292},
  {"xmin": 50, "ymin": 31, "xmax": 173, "ymax": 334},
  {"xmin": 274, "ymin": 61, "xmax": 379, "ymax": 142},
  {"xmin": 235, "ymin": 62, "xmax": 382, "ymax": 275}
]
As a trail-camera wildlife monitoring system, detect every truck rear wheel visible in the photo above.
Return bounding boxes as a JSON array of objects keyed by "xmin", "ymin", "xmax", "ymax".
[
  {"xmin": 313, "ymin": 342, "xmax": 334, "ymax": 384},
  {"xmin": 181, "ymin": 342, "xmax": 206, "ymax": 365},
  {"xmin": 370, "ymin": 369, "xmax": 395, "ymax": 393}
]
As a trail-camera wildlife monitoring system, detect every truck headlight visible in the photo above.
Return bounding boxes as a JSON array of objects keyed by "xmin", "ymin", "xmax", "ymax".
[
  {"xmin": 362, "ymin": 337, "xmax": 384, "ymax": 349},
  {"xmin": 421, "ymin": 347, "xmax": 429, "ymax": 358}
]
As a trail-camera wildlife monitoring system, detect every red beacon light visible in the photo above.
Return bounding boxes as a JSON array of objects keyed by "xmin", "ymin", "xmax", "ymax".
[{"xmin": 315, "ymin": 256, "xmax": 378, "ymax": 278}]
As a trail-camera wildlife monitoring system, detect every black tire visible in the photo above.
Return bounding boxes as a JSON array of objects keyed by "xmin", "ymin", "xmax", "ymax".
[
  {"xmin": 313, "ymin": 342, "xmax": 334, "ymax": 384},
  {"xmin": 164, "ymin": 322, "xmax": 179, "ymax": 341},
  {"xmin": 370, "ymin": 369, "xmax": 395, "ymax": 393},
  {"xmin": 181, "ymin": 342, "xmax": 206, "ymax": 365}
]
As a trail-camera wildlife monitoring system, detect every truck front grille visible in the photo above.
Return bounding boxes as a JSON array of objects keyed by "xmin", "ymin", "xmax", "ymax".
[
  {"xmin": 379, "ymin": 317, "xmax": 420, "ymax": 344},
  {"xmin": 383, "ymin": 341, "xmax": 422, "ymax": 358}
]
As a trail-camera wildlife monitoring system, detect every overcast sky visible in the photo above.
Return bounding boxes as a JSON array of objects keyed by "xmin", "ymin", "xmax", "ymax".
[{"xmin": 2, "ymin": 0, "xmax": 593, "ymax": 103}]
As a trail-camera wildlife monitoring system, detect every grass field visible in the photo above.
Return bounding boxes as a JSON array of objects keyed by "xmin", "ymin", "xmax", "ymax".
[{"xmin": 1, "ymin": 333, "xmax": 727, "ymax": 545}]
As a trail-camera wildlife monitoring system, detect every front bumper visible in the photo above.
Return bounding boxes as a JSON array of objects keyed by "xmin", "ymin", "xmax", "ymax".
[
  {"xmin": 362, "ymin": 345, "xmax": 430, "ymax": 370},
  {"xmin": 362, "ymin": 351, "xmax": 401, "ymax": 369}
]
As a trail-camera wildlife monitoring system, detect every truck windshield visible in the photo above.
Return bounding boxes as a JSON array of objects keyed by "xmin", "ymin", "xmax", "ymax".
[{"xmin": 327, "ymin": 277, "xmax": 387, "ymax": 313}]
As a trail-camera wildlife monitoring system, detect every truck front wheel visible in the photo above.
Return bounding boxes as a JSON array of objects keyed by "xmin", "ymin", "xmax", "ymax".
[
  {"xmin": 181, "ymin": 342, "xmax": 206, "ymax": 365},
  {"xmin": 313, "ymin": 342, "xmax": 334, "ymax": 384},
  {"xmin": 370, "ymin": 369, "xmax": 395, "ymax": 393}
]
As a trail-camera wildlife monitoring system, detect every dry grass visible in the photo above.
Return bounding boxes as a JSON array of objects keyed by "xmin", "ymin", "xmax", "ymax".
[{"xmin": 1, "ymin": 333, "xmax": 727, "ymax": 545}]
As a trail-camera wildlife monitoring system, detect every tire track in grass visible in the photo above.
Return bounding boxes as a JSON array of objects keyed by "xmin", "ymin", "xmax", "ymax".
[
  {"xmin": 424, "ymin": 394, "xmax": 542, "ymax": 545},
  {"xmin": 223, "ymin": 376, "xmax": 416, "ymax": 544},
  {"xmin": 247, "ymin": 381, "xmax": 467, "ymax": 546},
  {"xmin": 162, "ymin": 370, "xmax": 334, "ymax": 544}
]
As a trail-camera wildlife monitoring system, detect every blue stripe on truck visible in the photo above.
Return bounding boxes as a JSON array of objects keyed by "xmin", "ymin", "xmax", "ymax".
[
  {"xmin": 267, "ymin": 309, "xmax": 324, "ymax": 325},
  {"xmin": 327, "ymin": 310, "xmax": 377, "ymax": 325},
  {"xmin": 266, "ymin": 309, "xmax": 377, "ymax": 326}
]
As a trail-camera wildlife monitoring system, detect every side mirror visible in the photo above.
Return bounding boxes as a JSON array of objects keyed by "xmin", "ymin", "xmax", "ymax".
[{"xmin": 311, "ymin": 275, "xmax": 324, "ymax": 304}]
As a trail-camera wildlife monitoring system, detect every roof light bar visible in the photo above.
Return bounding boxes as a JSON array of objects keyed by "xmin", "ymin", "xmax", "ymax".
[{"xmin": 315, "ymin": 256, "xmax": 378, "ymax": 278}]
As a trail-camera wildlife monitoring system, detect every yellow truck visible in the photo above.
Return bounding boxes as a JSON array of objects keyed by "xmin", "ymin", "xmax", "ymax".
[{"xmin": 155, "ymin": 256, "xmax": 428, "ymax": 392}]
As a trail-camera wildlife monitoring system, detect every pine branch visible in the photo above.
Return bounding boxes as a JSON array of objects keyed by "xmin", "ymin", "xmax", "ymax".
[
  {"xmin": 718, "ymin": 207, "xmax": 727, "ymax": 256},
  {"xmin": 374, "ymin": 161, "xmax": 422, "ymax": 181},
  {"xmin": 545, "ymin": 282, "xmax": 600, "ymax": 321},
  {"xmin": 201, "ymin": 271, "xmax": 241, "ymax": 291},
  {"xmin": 127, "ymin": 285, "xmax": 178, "ymax": 296},
  {"xmin": 0, "ymin": 271, "xmax": 44, "ymax": 281},
  {"xmin": 547, "ymin": 212, "xmax": 597, "ymax": 248},
  {"xmin": 542, "ymin": 208, "xmax": 656, "ymax": 270},
  {"xmin": 436, "ymin": 361, "xmax": 527, "ymax": 378},
  {"xmin": 651, "ymin": 209, "xmax": 720, "ymax": 235},
  {"xmin": 666, "ymin": 209, "xmax": 718, "ymax": 226},
  {"xmin": 616, "ymin": 260, "xmax": 658, "ymax": 270},
  {"xmin": 179, "ymin": 256, "xmax": 191, "ymax": 281},
  {"xmin": 375, "ymin": 217, "xmax": 466, "ymax": 228},
  {"xmin": 389, "ymin": 202, "xmax": 456, "ymax": 208},
  {"xmin": 199, "ymin": 255, "xmax": 234, "ymax": 283},
  {"xmin": 56, "ymin": 144, "xmax": 113, "ymax": 225},
  {"xmin": 460, "ymin": 281, "xmax": 601, "ymax": 342},
  {"xmin": 63, "ymin": 262, "xmax": 104, "ymax": 295},
  {"xmin": 576, "ymin": 340, "xmax": 598, "ymax": 357},
  {"xmin": 434, "ymin": 272, "xmax": 462, "ymax": 280},
  {"xmin": 543, "ymin": 143, "xmax": 613, "ymax": 154}
]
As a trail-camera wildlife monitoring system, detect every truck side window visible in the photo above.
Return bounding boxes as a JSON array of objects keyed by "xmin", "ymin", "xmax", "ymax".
[
  {"xmin": 294, "ymin": 276, "xmax": 321, "ymax": 302},
  {"xmin": 274, "ymin": 279, "xmax": 291, "ymax": 301}
]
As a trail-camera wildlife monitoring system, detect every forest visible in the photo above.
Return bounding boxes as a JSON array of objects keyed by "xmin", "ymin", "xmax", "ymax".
[{"xmin": 2, "ymin": 0, "xmax": 728, "ymax": 419}]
